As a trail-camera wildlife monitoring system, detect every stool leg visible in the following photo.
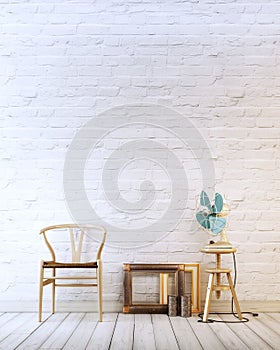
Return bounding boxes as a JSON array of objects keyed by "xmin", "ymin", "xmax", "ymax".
[
  {"xmin": 203, "ymin": 273, "xmax": 214, "ymax": 322},
  {"xmin": 227, "ymin": 273, "xmax": 242, "ymax": 320},
  {"xmin": 216, "ymin": 254, "xmax": 221, "ymax": 299}
]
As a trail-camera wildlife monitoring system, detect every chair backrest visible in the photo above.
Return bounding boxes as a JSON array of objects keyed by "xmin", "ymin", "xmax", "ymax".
[{"xmin": 39, "ymin": 224, "xmax": 107, "ymax": 263}]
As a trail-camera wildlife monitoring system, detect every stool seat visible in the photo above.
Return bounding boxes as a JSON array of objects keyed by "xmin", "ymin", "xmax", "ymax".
[{"xmin": 205, "ymin": 268, "xmax": 231, "ymax": 273}]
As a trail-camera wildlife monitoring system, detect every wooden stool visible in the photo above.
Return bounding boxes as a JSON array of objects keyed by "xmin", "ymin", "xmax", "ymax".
[{"xmin": 201, "ymin": 248, "xmax": 242, "ymax": 322}]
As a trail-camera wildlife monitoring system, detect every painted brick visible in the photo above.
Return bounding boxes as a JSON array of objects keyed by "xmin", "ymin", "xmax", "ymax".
[{"xmin": 0, "ymin": 0, "xmax": 279, "ymax": 308}]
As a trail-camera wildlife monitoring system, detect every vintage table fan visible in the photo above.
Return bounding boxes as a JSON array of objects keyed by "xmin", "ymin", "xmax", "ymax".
[{"xmin": 196, "ymin": 191, "xmax": 233, "ymax": 251}]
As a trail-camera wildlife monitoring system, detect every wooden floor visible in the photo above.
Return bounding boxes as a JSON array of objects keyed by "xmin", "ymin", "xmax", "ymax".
[{"xmin": 0, "ymin": 312, "xmax": 279, "ymax": 350}]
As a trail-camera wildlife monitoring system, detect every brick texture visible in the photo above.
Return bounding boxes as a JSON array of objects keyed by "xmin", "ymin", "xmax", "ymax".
[{"xmin": 0, "ymin": 0, "xmax": 279, "ymax": 306}]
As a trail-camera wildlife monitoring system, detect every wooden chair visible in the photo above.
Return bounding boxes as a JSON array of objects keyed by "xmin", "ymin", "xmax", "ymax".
[{"xmin": 38, "ymin": 224, "xmax": 106, "ymax": 322}]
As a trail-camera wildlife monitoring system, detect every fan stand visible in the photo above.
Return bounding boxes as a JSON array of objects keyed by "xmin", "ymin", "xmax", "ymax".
[{"xmin": 202, "ymin": 229, "xmax": 233, "ymax": 252}]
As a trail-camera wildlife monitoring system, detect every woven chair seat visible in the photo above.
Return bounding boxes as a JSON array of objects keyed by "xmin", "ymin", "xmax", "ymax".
[{"xmin": 43, "ymin": 260, "xmax": 98, "ymax": 268}]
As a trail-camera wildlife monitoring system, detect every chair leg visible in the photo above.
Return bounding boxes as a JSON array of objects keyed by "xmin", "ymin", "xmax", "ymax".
[
  {"xmin": 203, "ymin": 273, "xmax": 214, "ymax": 322},
  {"xmin": 97, "ymin": 261, "xmax": 103, "ymax": 322},
  {"xmin": 52, "ymin": 268, "xmax": 56, "ymax": 314},
  {"xmin": 39, "ymin": 262, "xmax": 44, "ymax": 322}
]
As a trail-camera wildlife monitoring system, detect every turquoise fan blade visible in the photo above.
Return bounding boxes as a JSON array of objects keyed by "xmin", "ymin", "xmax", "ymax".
[
  {"xmin": 208, "ymin": 216, "xmax": 226, "ymax": 235},
  {"xmin": 212, "ymin": 193, "xmax": 223, "ymax": 214},
  {"xmin": 200, "ymin": 191, "xmax": 211, "ymax": 210},
  {"xmin": 196, "ymin": 211, "xmax": 210, "ymax": 230}
]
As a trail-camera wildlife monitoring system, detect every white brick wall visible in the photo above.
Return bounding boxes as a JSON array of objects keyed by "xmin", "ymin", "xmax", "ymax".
[{"xmin": 0, "ymin": 0, "xmax": 279, "ymax": 309}]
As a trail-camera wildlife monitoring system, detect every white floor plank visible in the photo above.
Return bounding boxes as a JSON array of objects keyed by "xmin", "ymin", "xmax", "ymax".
[
  {"xmin": 40, "ymin": 313, "xmax": 85, "ymax": 349},
  {"xmin": 188, "ymin": 316, "xmax": 227, "ymax": 350},
  {"xmin": 209, "ymin": 316, "xmax": 250, "ymax": 350},
  {"xmin": 63, "ymin": 313, "xmax": 98, "ymax": 350},
  {"xmin": 15, "ymin": 313, "xmax": 69, "ymax": 350},
  {"xmin": 0, "ymin": 313, "xmax": 35, "ymax": 343},
  {"xmin": 110, "ymin": 313, "xmax": 134, "ymax": 350},
  {"xmin": 0, "ymin": 314, "xmax": 42, "ymax": 350},
  {"xmin": 268, "ymin": 313, "xmax": 280, "ymax": 322},
  {"xmin": 244, "ymin": 313, "xmax": 280, "ymax": 349},
  {"xmin": 0, "ymin": 312, "xmax": 279, "ymax": 350},
  {"xmin": 259, "ymin": 313, "xmax": 280, "ymax": 336},
  {"xmin": 152, "ymin": 314, "xmax": 179, "ymax": 350},
  {"xmin": 170, "ymin": 317, "xmax": 202, "ymax": 350},
  {"xmin": 219, "ymin": 314, "xmax": 272, "ymax": 350},
  {"xmin": 86, "ymin": 313, "xmax": 118, "ymax": 350},
  {"xmin": 170, "ymin": 317, "xmax": 203, "ymax": 350},
  {"xmin": 133, "ymin": 314, "xmax": 156, "ymax": 350},
  {"xmin": 0, "ymin": 313, "xmax": 19, "ymax": 328}
]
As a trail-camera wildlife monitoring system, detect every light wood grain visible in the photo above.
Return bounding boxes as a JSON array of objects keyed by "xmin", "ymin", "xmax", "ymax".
[
  {"xmin": 16, "ymin": 313, "xmax": 69, "ymax": 350},
  {"xmin": 209, "ymin": 316, "xmax": 249, "ymax": 350},
  {"xmin": 0, "ymin": 313, "xmax": 19, "ymax": 328},
  {"xmin": 244, "ymin": 313, "xmax": 280, "ymax": 349},
  {"xmin": 170, "ymin": 316, "xmax": 203, "ymax": 350},
  {"xmin": 63, "ymin": 313, "xmax": 98, "ymax": 349},
  {"xmin": 188, "ymin": 316, "xmax": 227, "ymax": 350},
  {"xmin": 268, "ymin": 312, "xmax": 280, "ymax": 322},
  {"xmin": 259, "ymin": 313, "xmax": 280, "ymax": 335},
  {"xmin": 152, "ymin": 314, "xmax": 179, "ymax": 350},
  {"xmin": 0, "ymin": 313, "xmax": 42, "ymax": 350},
  {"xmin": 133, "ymin": 314, "xmax": 156, "ymax": 350},
  {"xmin": 40, "ymin": 313, "xmax": 84, "ymax": 349},
  {"xmin": 86, "ymin": 313, "xmax": 118, "ymax": 350},
  {"xmin": 219, "ymin": 314, "xmax": 272, "ymax": 350},
  {"xmin": 1, "ymin": 312, "xmax": 279, "ymax": 349},
  {"xmin": 110, "ymin": 313, "xmax": 134, "ymax": 350},
  {"xmin": 0, "ymin": 313, "xmax": 35, "ymax": 343},
  {"xmin": 39, "ymin": 224, "xmax": 106, "ymax": 322},
  {"xmin": 226, "ymin": 273, "xmax": 242, "ymax": 320},
  {"xmin": 203, "ymin": 272, "xmax": 214, "ymax": 322}
]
